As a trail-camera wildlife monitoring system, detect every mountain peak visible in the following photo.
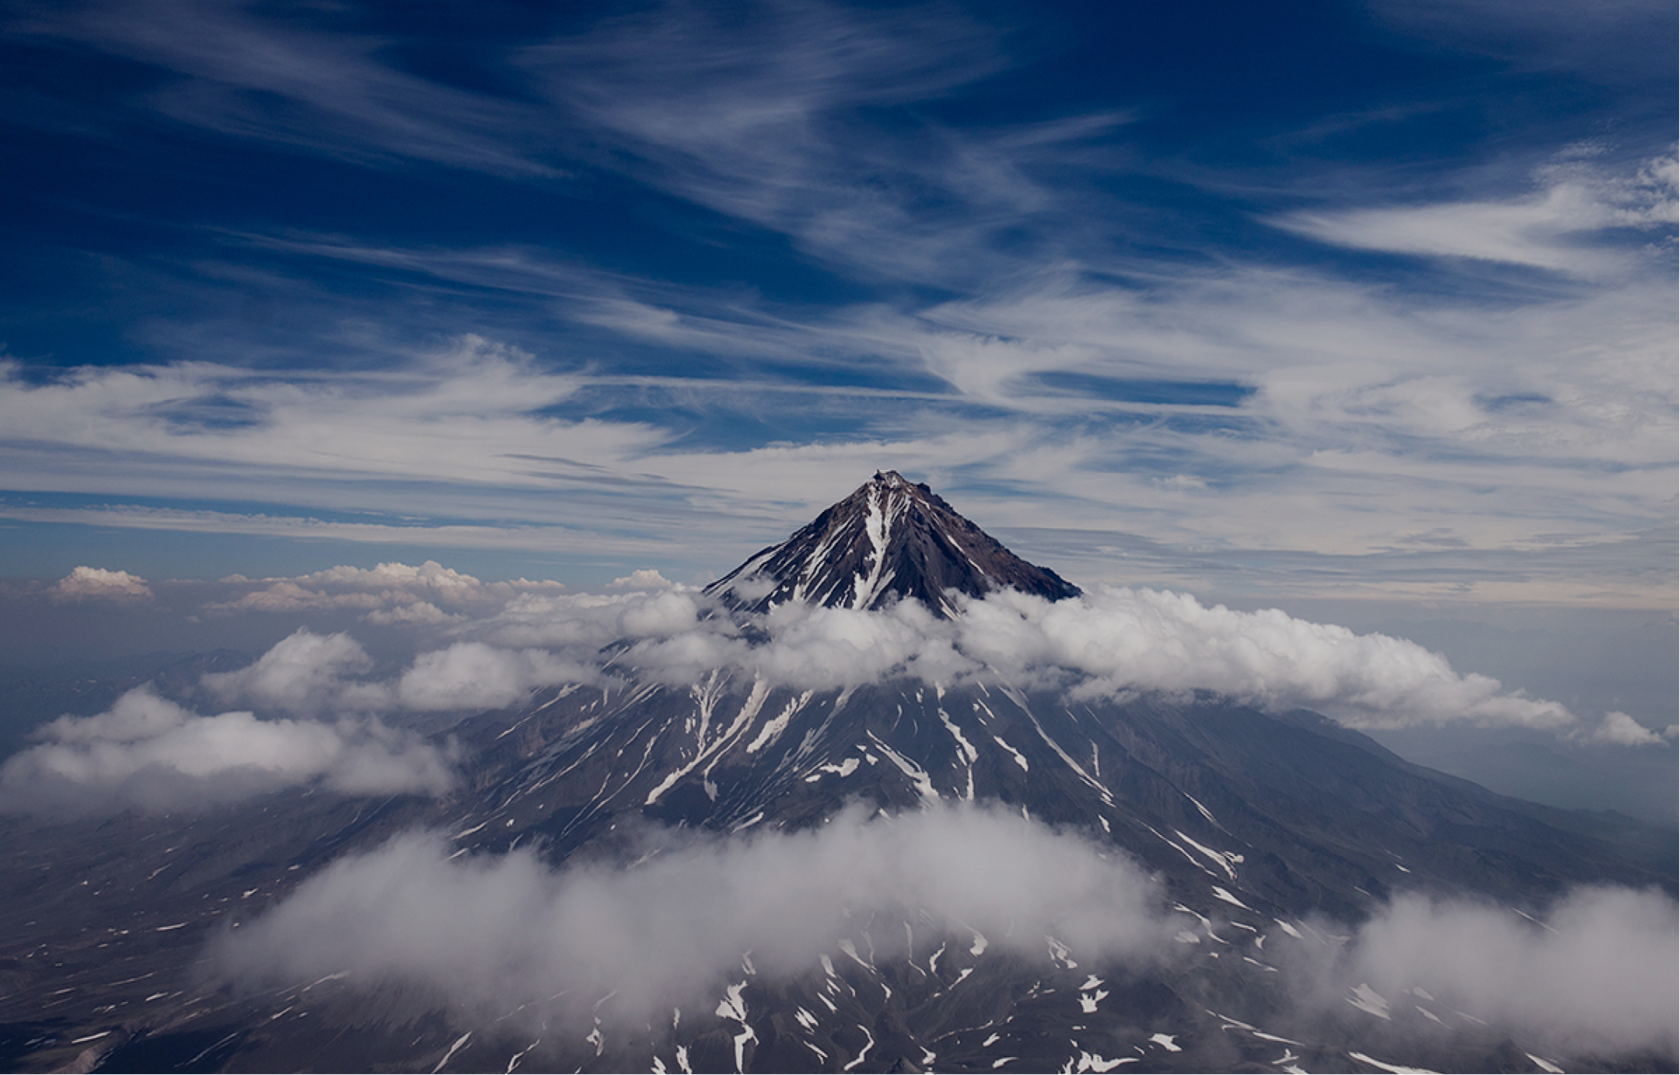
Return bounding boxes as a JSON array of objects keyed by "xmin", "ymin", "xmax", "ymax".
[{"xmin": 705, "ymin": 472, "xmax": 1081, "ymax": 618}]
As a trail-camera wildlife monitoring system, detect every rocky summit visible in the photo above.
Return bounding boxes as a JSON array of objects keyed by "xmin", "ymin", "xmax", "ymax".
[{"xmin": 705, "ymin": 470, "xmax": 1081, "ymax": 618}]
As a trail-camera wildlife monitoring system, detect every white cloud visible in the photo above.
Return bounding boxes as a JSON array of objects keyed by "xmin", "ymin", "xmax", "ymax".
[
  {"xmin": 520, "ymin": 587, "xmax": 1579, "ymax": 731},
  {"xmin": 396, "ymin": 642, "xmax": 599, "ymax": 711},
  {"xmin": 406, "ymin": 577, "xmax": 1572, "ymax": 732},
  {"xmin": 525, "ymin": 0, "xmax": 1015, "ymax": 285},
  {"xmin": 215, "ymin": 804, "xmax": 1676, "ymax": 1062},
  {"xmin": 50, "ymin": 565, "xmax": 153, "ymax": 602},
  {"xmin": 951, "ymin": 588, "xmax": 1575, "ymax": 731},
  {"xmin": 474, "ymin": 587, "xmax": 715, "ymax": 650},
  {"xmin": 1274, "ymin": 153, "xmax": 1677, "ymax": 274},
  {"xmin": 363, "ymin": 600, "xmax": 459, "ymax": 626},
  {"xmin": 0, "ymin": 240, "xmax": 1670, "ymax": 607},
  {"xmin": 0, "ymin": 336, "xmax": 666, "ymax": 500},
  {"xmin": 1282, "ymin": 189, "xmax": 1584, "ymax": 271},
  {"xmin": 184, "ymin": 573, "xmax": 1605, "ymax": 737},
  {"xmin": 1581, "ymin": 710, "xmax": 1667, "ymax": 747},
  {"xmin": 0, "ymin": 686, "xmax": 454, "ymax": 814},
  {"xmin": 1313, "ymin": 886, "xmax": 1679, "ymax": 1057},
  {"xmin": 203, "ymin": 560, "xmax": 567, "ymax": 622},
  {"xmin": 606, "ymin": 568, "xmax": 677, "ymax": 590},
  {"xmin": 201, "ymin": 628, "xmax": 387, "ymax": 714},
  {"xmin": 1, "ymin": 7, "xmax": 1670, "ymax": 613},
  {"xmin": 214, "ymin": 803, "xmax": 1169, "ymax": 1031}
]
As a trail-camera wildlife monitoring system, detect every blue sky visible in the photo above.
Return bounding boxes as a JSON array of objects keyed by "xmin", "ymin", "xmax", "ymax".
[
  {"xmin": 0, "ymin": 0, "xmax": 1675, "ymax": 822},
  {"xmin": 0, "ymin": 0, "xmax": 1673, "ymax": 603}
]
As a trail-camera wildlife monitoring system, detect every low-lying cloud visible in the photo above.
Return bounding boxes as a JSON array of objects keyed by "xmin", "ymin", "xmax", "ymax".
[
  {"xmin": 1300, "ymin": 886, "xmax": 1679, "ymax": 1058},
  {"xmin": 22, "ymin": 553, "xmax": 1595, "ymax": 742},
  {"xmin": 395, "ymin": 642, "xmax": 599, "ymax": 710},
  {"xmin": 0, "ymin": 686, "xmax": 455, "ymax": 814},
  {"xmin": 1581, "ymin": 710, "xmax": 1674, "ymax": 747},
  {"xmin": 201, "ymin": 627, "xmax": 387, "ymax": 714},
  {"xmin": 216, "ymin": 803, "xmax": 1678, "ymax": 1062},
  {"xmin": 460, "ymin": 582, "xmax": 1586, "ymax": 732},
  {"xmin": 951, "ymin": 588, "xmax": 1576, "ymax": 731},
  {"xmin": 185, "ymin": 570, "xmax": 1618, "ymax": 736},
  {"xmin": 215, "ymin": 803, "xmax": 1169, "ymax": 1029}
]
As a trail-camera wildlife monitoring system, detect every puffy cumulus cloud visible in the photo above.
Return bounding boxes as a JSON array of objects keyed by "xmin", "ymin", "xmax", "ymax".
[
  {"xmin": 1579, "ymin": 710, "xmax": 1669, "ymax": 747},
  {"xmin": 481, "ymin": 585, "xmax": 1578, "ymax": 731},
  {"xmin": 474, "ymin": 587, "xmax": 712, "ymax": 650},
  {"xmin": 473, "ymin": 588, "xmax": 966, "ymax": 690},
  {"xmin": 396, "ymin": 642, "xmax": 600, "ymax": 711},
  {"xmin": 50, "ymin": 565, "xmax": 153, "ymax": 602},
  {"xmin": 1288, "ymin": 886, "xmax": 1679, "ymax": 1059},
  {"xmin": 214, "ymin": 803, "xmax": 1169, "ymax": 1031},
  {"xmin": 0, "ymin": 686, "xmax": 455, "ymax": 815},
  {"xmin": 619, "ymin": 598, "xmax": 973, "ymax": 690},
  {"xmin": 204, "ymin": 560, "xmax": 564, "ymax": 624},
  {"xmin": 606, "ymin": 568, "xmax": 677, "ymax": 590},
  {"xmin": 205, "ymin": 579, "xmax": 1593, "ymax": 735},
  {"xmin": 949, "ymin": 588, "xmax": 1575, "ymax": 731},
  {"xmin": 201, "ymin": 628, "xmax": 388, "ymax": 714},
  {"xmin": 363, "ymin": 600, "xmax": 457, "ymax": 625}
]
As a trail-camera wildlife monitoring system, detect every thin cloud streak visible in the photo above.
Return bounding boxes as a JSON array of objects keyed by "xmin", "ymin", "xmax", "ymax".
[
  {"xmin": 11, "ymin": 0, "xmax": 560, "ymax": 175},
  {"xmin": 1, "ymin": 505, "xmax": 679, "ymax": 557},
  {"xmin": 1275, "ymin": 152, "xmax": 1678, "ymax": 274}
]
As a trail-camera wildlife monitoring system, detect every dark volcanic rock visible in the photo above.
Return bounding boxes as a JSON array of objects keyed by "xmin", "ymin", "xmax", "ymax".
[{"xmin": 705, "ymin": 470, "xmax": 1081, "ymax": 617}]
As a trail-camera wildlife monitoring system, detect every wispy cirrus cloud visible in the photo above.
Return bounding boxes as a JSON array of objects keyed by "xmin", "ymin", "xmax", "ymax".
[
  {"xmin": 9, "ymin": 0, "xmax": 559, "ymax": 175},
  {"xmin": 1, "ymin": 239, "xmax": 1671, "ymax": 604},
  {"xmin": 0, "ymin": 334, "xmax": 669, "ymax": 505},
  {"xmin": 521, "ymin": 0, "xmax": 1049, "ymax": 285},
  {"xmin": 0, "ymin": 0, "xmax": 1671, "ymax": 612},
  {"xmin": 1275, "ymin": 151, "xmax": 1677, "ymax": 274}
]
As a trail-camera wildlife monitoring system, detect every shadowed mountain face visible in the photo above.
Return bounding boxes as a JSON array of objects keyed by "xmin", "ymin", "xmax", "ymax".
[
  {"xmin": 705, "ymin": 471, "xmax": 1081, "ymax": 617},
  {"xmin": 0, "ymin": 476, "xmax": 1673, "ymax": 1074}
]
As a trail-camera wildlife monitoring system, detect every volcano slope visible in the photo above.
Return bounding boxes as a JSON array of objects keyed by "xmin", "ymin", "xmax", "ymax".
[{"xmin": 1, "ymin": 472, "xmax": 1673, "ymax": 1074}]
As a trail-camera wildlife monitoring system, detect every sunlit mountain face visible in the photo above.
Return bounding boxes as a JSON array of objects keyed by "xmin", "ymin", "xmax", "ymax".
[
  {"xmin": 706, "ymin": 471, "xmax": 1083, "ymax": 617},
  {"xmin": 0, "ymin": 476, "xmax": 1672, "ymax": 1074}
]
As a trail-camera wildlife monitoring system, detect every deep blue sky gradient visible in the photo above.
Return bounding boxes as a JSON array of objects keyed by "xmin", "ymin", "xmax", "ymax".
[{"xmin": 0, "ymin": 0, "xmax": 1672, "ymax": 600}]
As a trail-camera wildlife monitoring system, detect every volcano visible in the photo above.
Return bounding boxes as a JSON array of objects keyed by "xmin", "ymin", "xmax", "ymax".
[
  {"xmin": 705, "ymin": 470, "xmax": 1081, "ymax": 617},
  {"xmin": 0, "ymin": 474, "xmax": 1673, "ymax": 1074}
]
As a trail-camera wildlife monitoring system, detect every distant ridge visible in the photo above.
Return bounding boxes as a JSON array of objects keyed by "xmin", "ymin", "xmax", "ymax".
[{"xmin": 705, "ymin": 470, "xmax": 1081, "ymax": 618}]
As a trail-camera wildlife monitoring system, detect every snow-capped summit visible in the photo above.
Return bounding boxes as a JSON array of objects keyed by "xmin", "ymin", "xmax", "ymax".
[{"xmin": 704, "ymin": 470, "xmax": 1081, "ymax": 617}]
